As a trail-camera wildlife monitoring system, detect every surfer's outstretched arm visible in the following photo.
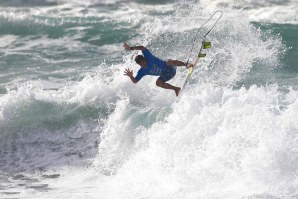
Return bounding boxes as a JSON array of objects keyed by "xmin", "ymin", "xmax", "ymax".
[
  {"xmin": 166, "ymin": 59, "xmax": 193, "ymax": 68},
  {"xmin": 123, "ymin": 43, "xmax": 145, "ymax": 51},
  {"xmin": 124, "ymin": 68, "xmax": 138, "ymax": 84}
]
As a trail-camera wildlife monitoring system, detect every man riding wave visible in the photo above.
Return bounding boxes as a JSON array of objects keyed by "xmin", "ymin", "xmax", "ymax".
[{"xmin": 123, "ymin": 43, "xmax": 193, "ymax": 96}]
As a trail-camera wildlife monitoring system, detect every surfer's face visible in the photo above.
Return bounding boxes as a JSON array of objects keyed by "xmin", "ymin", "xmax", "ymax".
[{"xmin": 138, "ymin": 60, "xmax": 147, "ymax": 68}]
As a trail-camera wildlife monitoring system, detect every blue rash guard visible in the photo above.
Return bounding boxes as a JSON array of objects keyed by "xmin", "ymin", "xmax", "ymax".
[{"xmin": 135, "ymin": 48, "xmax": 176, "ymax": 82}]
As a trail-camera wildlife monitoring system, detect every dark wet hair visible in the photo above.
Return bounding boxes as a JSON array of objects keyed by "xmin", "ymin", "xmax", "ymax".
[{"xmin": 135, "ymin": 55, "xmax": 145, "ymax": 65}]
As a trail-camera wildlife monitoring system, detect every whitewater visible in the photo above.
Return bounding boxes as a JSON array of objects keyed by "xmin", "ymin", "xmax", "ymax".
[{"xmin": 0, "ymin": 0, "xmax": 297, "ymax": 198}]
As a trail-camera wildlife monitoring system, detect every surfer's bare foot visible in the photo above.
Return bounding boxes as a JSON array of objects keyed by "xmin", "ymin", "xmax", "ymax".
[{"xmin": 175, "ymin": 87, "xmax": 181, "ymax": 96}]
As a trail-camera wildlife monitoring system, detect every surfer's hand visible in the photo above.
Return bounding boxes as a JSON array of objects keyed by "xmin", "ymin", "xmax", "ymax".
[
  {"xmin": 123, "ymin": 43, "xmax": 131, "ymax": 51},
  {"xmin": 124, "ymin": 68, "xmax": 133, "ymax": 77}
]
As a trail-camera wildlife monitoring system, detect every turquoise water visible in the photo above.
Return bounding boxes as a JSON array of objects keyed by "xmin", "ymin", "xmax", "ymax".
[{"xmin": 0, "ymin": 0, "xmax": 297, "ymax": 198}]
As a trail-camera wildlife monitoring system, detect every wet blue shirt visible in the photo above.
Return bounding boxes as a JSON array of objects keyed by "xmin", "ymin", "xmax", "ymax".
[{"xmin": 135, "ymin": 48, "xmax": 168, "ymax": 81}]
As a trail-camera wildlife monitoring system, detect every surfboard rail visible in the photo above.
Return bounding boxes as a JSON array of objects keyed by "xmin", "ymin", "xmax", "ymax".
[{"xmin": 180, "ymin": 10, "xmax": 223, "ymax": 93}]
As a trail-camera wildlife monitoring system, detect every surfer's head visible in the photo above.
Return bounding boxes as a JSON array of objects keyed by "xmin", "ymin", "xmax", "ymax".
[{"xmin": 135, "ymin": 55, "xmax": 146, "ymax": 67}]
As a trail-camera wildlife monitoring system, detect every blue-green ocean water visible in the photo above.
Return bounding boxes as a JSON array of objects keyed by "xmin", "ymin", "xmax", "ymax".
[{"xmin": 0, "ymin": 0, "xmax": 297, "ymax": 198}]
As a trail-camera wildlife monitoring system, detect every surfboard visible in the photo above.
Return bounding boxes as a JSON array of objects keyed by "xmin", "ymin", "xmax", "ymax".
[
  {"xmin": 181, "ymin": 40, "xmax": 211, "ymax": 91},
  {"xmin": 179, "ymin": 10, "xmax": 222, "ymax": 94}
]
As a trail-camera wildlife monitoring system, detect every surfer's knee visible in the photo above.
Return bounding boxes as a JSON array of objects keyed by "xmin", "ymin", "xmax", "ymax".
[{"xmin": 156, "ymin": 79, "xmax": 164, "ymax": 87}]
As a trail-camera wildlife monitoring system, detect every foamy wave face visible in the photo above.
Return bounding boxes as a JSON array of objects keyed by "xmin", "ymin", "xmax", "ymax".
[
  {"xmin": 7, "ymin": 85, "xmax": 296, "ymax": 198},
  {"xmin": 94, "ymin": 84, "xmax": 298, "ymax": 198}
]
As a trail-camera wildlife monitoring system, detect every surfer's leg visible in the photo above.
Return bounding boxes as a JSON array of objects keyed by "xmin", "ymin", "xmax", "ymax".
[
  {"xmin": 157, "ymin": 66, "xmax": 181, "ymax": 96},
  {"xmin": 167, "ymin": 60, "xmax": 193, "ymax": 68},
  {"xmin": 167, "ymin": 59, "xmax": 186, "ymax": 67},
  {"xmin": 156, "ymin": 79, "xmax": 181, "ymax": 96}
]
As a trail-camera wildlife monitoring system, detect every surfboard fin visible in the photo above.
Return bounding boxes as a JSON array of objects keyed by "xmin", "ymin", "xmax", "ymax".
[
  {"xmin": 199, "ymin": 53, "xmax": 206, "ymax": 57},
  {"xmin": 203, "ymin": 41, "xmax": 211, "ymax": 49}
]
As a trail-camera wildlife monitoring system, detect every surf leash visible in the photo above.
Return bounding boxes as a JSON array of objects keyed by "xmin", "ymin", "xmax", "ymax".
[{"xmin": 185, "ymin": 10, "xmax": 223, "ymax": 65}]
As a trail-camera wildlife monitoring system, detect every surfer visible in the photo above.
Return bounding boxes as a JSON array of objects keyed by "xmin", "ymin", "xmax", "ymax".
[{"xmin": 123, "ymin": 43, "xmax": 193, "ymax": 96}]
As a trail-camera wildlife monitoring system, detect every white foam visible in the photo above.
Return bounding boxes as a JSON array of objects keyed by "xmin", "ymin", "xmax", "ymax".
[
  {"xmin": 15, "ymin": 84, "xmax": 297, "ymax": 199},
  {"xmin": 91, "ymin": 84, "xmax": 298, "ymax": 198}
]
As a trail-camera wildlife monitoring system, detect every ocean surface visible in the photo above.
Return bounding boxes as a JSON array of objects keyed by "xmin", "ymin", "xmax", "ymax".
[{"xmin": 0, "ymin": 0, "xmax": 297, "ymax": 198}]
